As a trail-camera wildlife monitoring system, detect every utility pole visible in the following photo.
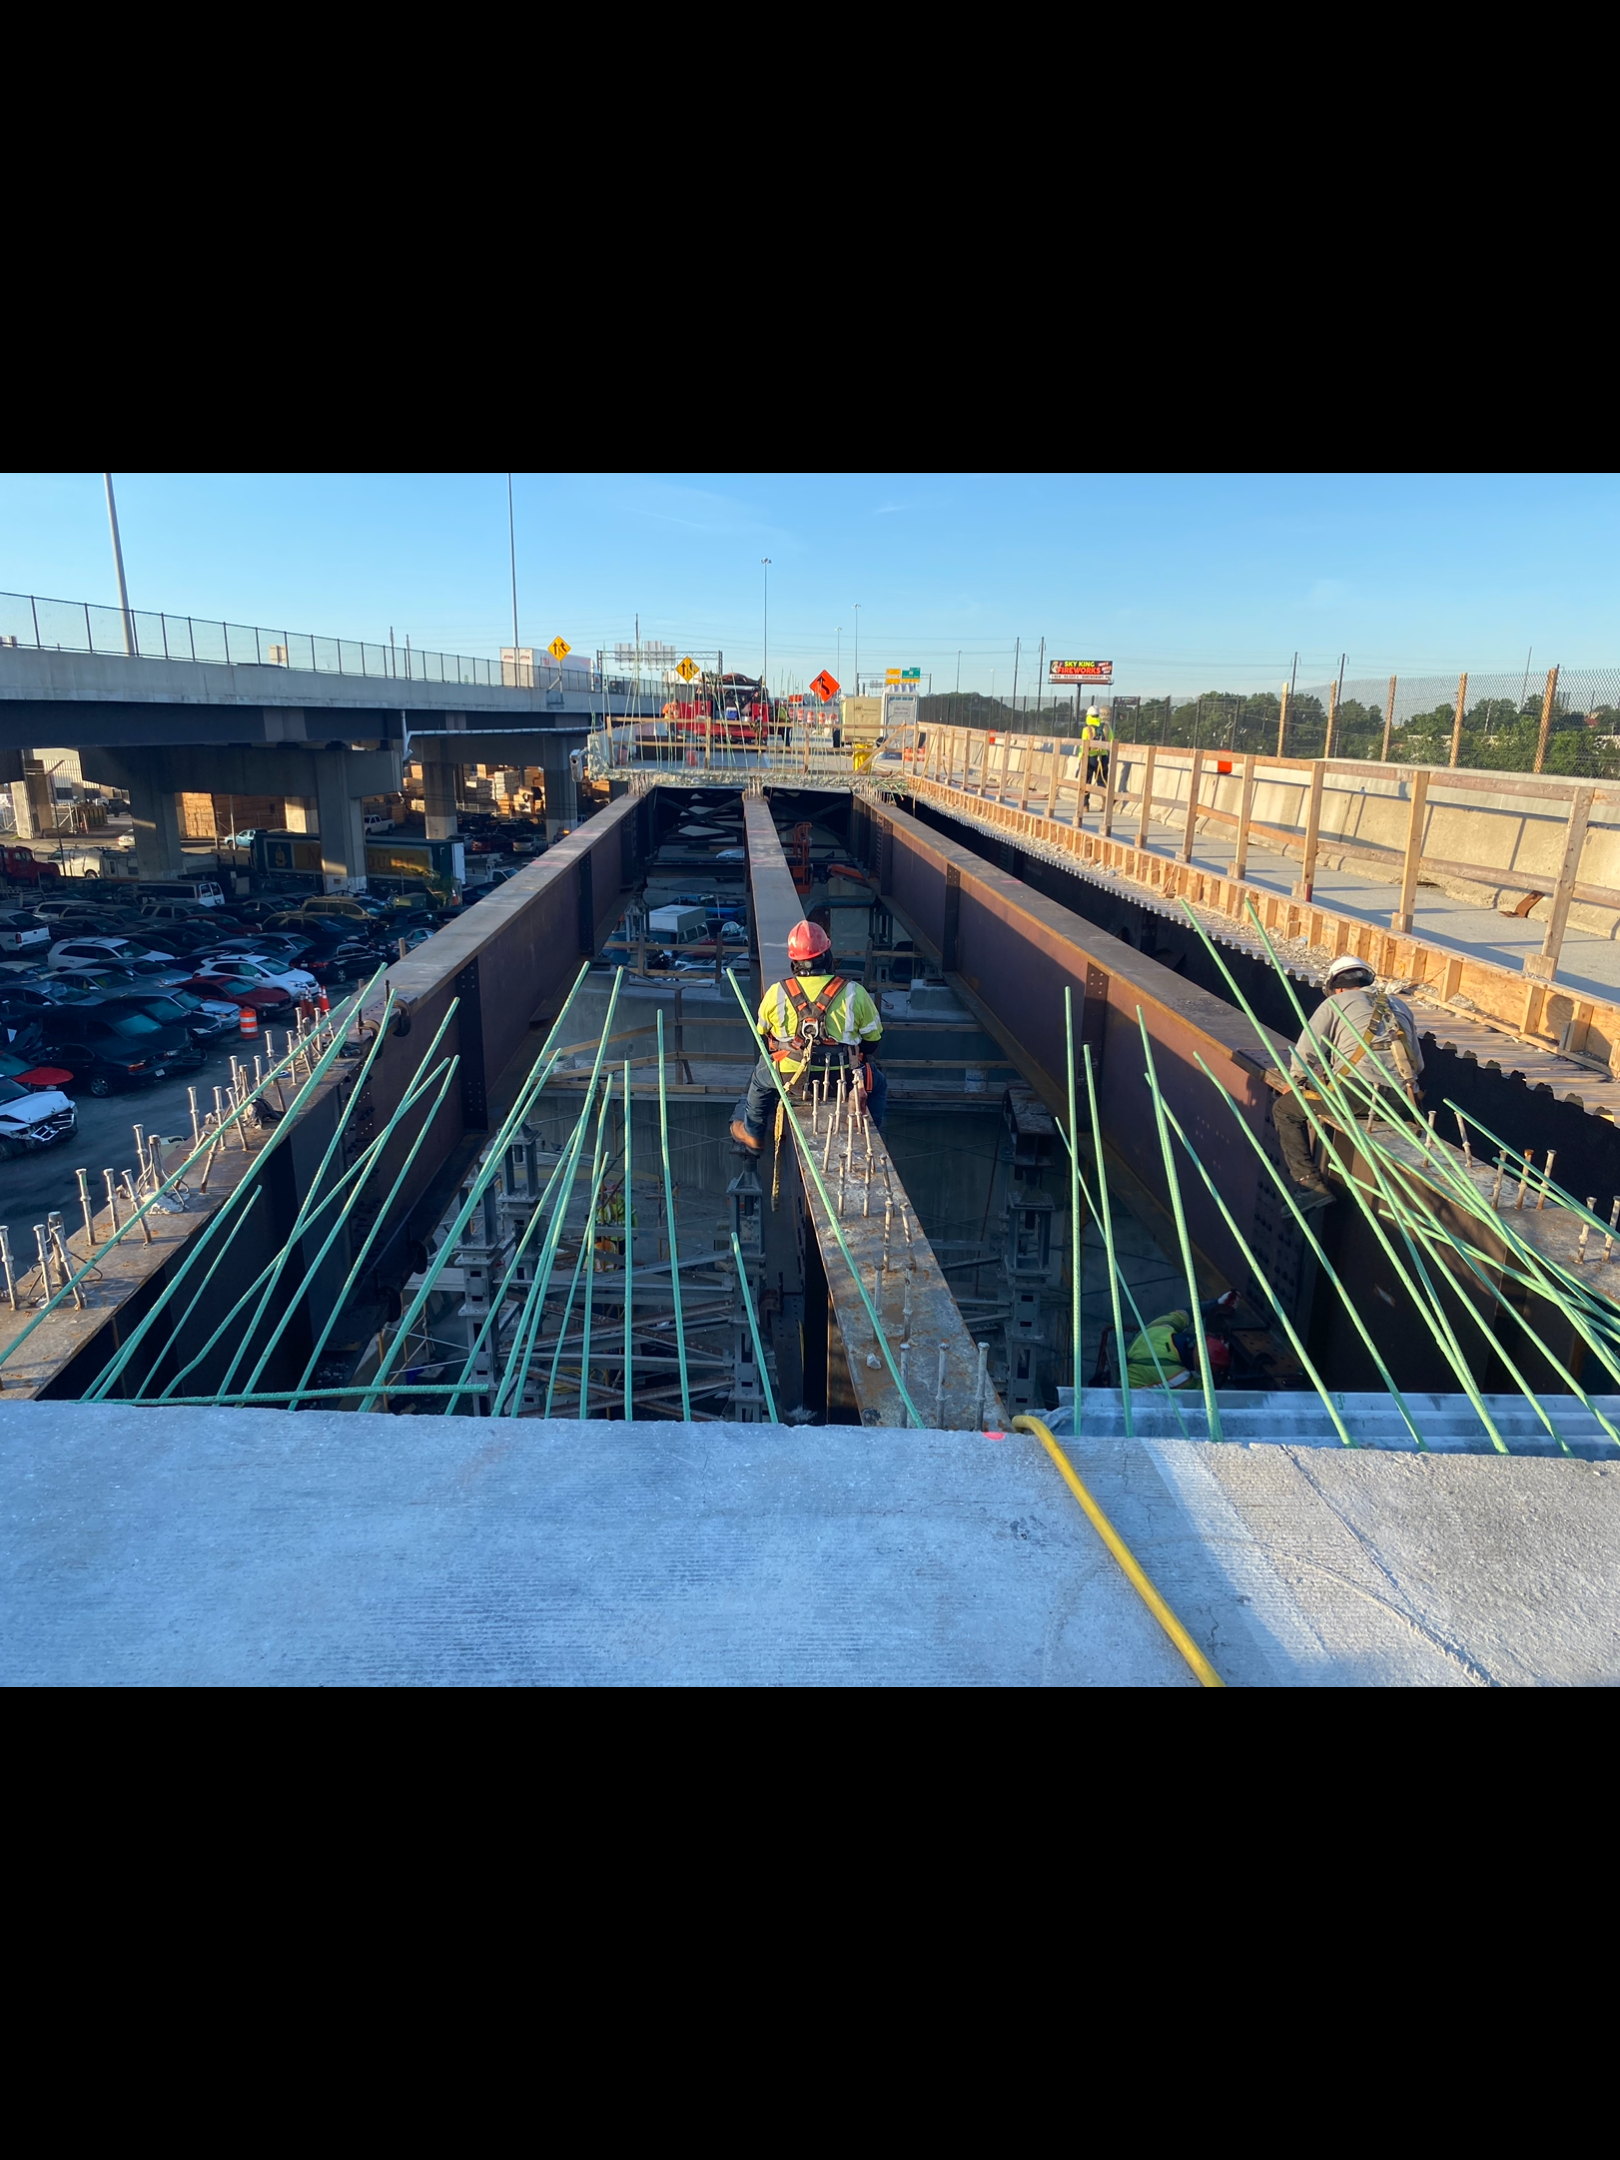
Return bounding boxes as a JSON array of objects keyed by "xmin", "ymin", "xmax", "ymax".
[
  {"xmin": 103, "ymin": 474, "xmax": 134, "ymax": 656},
  {"xmin": 1035, "ymin": 637, "xmax": 1045, "ymax": 717},
  {"xmin": 853, "ymin": 605, "xmax": 860, "ymax": 694},
  {"xmin": 761, "ymin": 559, "xmax": 771, "ymax": 699},
  {"xmin": 1011, "ymin": 636, "xmax": 1021, "ymax": 709},
  {"xmin": 507, "ymin": 473, "xmax": 520, "ymax": 669}
]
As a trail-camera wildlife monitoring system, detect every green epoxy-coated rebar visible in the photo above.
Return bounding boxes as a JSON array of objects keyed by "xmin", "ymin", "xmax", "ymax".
[
  {"xmin": 1064, "ymin": 989, "xmax": 1083, "ymax": 1434},
  {"xmin": 1229, "ymin": 905, "xmax": 1511, "ymax": 1449},
  {"xmin": 727, "ymin": 969, "xmax": 923, "ymax": 1425},
  {"xmin": 655, "ymin": 1009, "xmax": 690, "ymax": 1421},
  {"xmin": 501, "ymin": 973, "xmax": 627, "ymax": 1416},
  {"xmin": 1157, "ymin": 1096, "xmax": 1353, "ymax": 1447},
  {"xmin": 87, "ymin": 973, "xmax": 393, "ymax": 1402},
  {"xmin": 1052, "ymin": 1108, "xmax": 1190, "ymax": 1430},
  {"xmin": 1192, "ymin": 1053, "xmax": 1427, "ymax": 1448},
  {"xmin": 1136, "ymin": 1008, "xmax": 1224, "ymax": 1442},
  {"xmin": 217, "ymin": 989, "xmax": 406, "ymax": 1400},
  {"xmin": 442, "ymin": 1105, "xmax": 585, "ymax": 1416},
  {"xmin": 623, "ymin": 1058, "xmax": 633, "ymax": 1421},
  {"xmin": 1173, "ymin": 901, "xmax": 1497, "ymax": 1445},
  {"xmin": 547, "ymin": 1074, "xmax": 614, "ymax": 1416},
  {"xmin": 731, "ymin": 1228, "xmax": 778, "ymax": 1423},
  {"xmin": 289, "ymin": 1057, "xmax": 461, "ymax": 1406},
  {"xmin": 154, "ymin": 1044, "xmax": 455, "ymax": 1403},
  {"xmin": 360, "ymin": 962, "xmax": 597, "ymax": 1411},
  {"xmin": 1082, "ymin": 1043, "xmax": 1132, "ymax": 1436}
]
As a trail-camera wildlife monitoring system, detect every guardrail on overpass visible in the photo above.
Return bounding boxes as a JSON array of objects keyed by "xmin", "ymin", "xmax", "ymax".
[{"xmin": 1, "ymin": 587, "xmax": 595, "ymax": 694}]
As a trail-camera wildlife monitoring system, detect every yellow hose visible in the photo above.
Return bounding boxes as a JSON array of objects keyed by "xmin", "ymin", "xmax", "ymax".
[{"xmin": 1011, "ymin": 1416, "xmax": 1227, "ymax": 1688}]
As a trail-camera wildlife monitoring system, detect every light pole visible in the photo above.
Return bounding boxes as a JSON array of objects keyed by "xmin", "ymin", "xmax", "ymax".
[
  {"xmin": 853, "ymin": 604, "xmax": 860, "ymax": 694},
  {"xmin": 761, "ymin": 559, "xmax": 770, "ymax": 697},
  {"xmin": 507, "ymin": 473, "xmax": 520, "ymax": 673},
  {"xmin": 103, "ymin": 474, "xmax": 134, "ymax": 656}
]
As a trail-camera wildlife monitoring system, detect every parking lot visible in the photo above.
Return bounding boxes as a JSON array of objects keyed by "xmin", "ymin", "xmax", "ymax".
[{"xmin": 0, "ymin": 1027, "xmax": 246, "ymax": 1246}]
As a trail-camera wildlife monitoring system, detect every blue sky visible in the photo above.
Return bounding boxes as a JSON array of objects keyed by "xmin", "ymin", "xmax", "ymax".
[{"xmin": 2, "ymin": 471, "xmax": 1615, "ymax": 697}]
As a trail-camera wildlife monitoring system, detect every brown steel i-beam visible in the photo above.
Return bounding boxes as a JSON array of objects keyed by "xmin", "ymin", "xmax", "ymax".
[{"xmin": 867, "ymin": 799, "xmax": 1299, "ymax": 1314}]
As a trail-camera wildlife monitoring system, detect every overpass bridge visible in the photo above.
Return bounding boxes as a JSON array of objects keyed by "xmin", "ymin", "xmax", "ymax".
[{"xmin": 0, "ymin": 590, "xmax": 688, "ymax": 876}]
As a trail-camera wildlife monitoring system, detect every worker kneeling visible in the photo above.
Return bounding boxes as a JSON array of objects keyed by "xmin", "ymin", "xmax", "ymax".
[
  {"xmin": 1125, "ymin": 1292, "xmax": 1238, "ymax": 1390},
  {"xmin": 730, "ymin": 919, "xmax": 886, "ymax": 1153}
]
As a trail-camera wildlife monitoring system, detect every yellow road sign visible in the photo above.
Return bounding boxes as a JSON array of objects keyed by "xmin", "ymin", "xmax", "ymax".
[
  {"xmin": 675, "ymin": 655, "xmax": 700, "ymax": 682},
  {"xmin": 548, "ymin": 636, "xmax": 572, "ymax": 661}
]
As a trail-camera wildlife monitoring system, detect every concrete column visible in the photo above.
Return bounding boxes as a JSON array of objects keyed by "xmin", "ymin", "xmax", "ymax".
[
  {"xmin": 421, "ymin": 751, "xmax": 459, "ymax": 842},
  {"xmin": 123, "ymin": 763, "xmax": 185, "ymax": 878},
  {"xmin": 12, "ymin": 757, "xmax": 55, "ymax": 839},
  {"xmin": 312, "ymin": 750, "xmax": 370, "ymax": 892},
  {"xmin": 539, "ymin": 734, "xmax": 578, "ymax": 841}
]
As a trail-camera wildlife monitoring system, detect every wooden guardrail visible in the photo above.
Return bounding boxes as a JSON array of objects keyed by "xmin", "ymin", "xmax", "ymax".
[{"xmin": 910, "ymin": 723, "xmax": 1620, "ymax": 986}]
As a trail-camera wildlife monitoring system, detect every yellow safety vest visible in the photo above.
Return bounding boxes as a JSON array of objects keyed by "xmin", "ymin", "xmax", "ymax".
[{"xmin": 1125, "ymin": 1312, "xmax": 1193, "ymax": 1391}]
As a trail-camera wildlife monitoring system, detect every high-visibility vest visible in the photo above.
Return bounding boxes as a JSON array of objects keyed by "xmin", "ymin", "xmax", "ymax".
[{"xmin": 1125, "ymin": 1313, "xmax": 1193, "ymax": 1390}]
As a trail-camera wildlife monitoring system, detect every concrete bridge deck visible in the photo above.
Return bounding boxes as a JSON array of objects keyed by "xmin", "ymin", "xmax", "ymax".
[{"xmin": 3, "ymin": 1399, "xmax": 1613, "ymax": 1685}]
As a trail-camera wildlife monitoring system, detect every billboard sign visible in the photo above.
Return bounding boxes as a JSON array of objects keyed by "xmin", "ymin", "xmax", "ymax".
[{"xmin": 1049, "ymin": 659, "xmax": 1113, "ymax": 682}]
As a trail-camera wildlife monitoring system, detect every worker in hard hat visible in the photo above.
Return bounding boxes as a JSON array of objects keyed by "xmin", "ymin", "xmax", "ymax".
[
  {"xmin": 1124, "ymin": 1292, "xmax": 1239, "ymax": 1390},
  {"xmin": 1081, "ymin": 707, "xmax": 1110, "ymax": 792},
  {"xmin": 1273, "ymin": 954, "xmax": 1425, "ymax": 1204},
  {"xmin": 730, "ymin": 918, "xmax": 886, "ymax": 1152}
]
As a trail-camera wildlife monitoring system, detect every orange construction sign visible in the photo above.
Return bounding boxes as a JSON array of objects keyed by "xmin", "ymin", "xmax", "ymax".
[{"xmin": 811, "ymin": 669, "xmax": 840, "ymax": 702}]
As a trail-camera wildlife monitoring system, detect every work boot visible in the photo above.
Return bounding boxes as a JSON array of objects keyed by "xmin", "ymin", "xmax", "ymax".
[
  {"xmin": 729, "ymin": 1120, "xmax": 762, "ymax": 1154},
  {"xmin": 1293, "ymin": 1174, "xmax": 1335, "ymax": 1209}
]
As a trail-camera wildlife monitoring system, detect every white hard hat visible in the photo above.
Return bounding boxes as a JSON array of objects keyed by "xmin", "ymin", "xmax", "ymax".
[{"xmin": 1326, "ymin": 953, "xmax": 1375, "ymax": 985}]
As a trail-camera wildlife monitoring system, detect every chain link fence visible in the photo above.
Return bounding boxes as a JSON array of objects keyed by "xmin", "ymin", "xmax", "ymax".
[{"xmin": 0, "ymin": 588, "xmax": 596, "ymax": 692}]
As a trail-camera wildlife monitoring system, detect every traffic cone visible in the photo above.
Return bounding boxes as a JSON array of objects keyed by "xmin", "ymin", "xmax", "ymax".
[{"xmin": 238, "ymin": 1005, "xmax": 259, "ymax": 1039}]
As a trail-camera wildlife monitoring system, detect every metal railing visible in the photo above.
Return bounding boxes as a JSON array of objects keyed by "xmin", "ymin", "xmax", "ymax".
[
  {"xmin": 585, "ymin": 722, "xmax": 910, "ymax": 785},
  {"xmin": 0, "ymin": 587, "xmax": 596, "ymax": 693}
]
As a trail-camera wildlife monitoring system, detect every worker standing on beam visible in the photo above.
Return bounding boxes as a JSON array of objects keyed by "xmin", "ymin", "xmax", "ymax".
[
  {"xmin": 1272, "ymin": 954, "xmax": 1425, "ymax": 1204},
  {"xmin": 730, "ymin": 919, "xmax": 886, "ymax": 1153}
]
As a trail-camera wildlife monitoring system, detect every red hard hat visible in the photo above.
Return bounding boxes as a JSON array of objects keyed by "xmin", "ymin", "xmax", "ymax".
[
  {"xmin": 1206, "ymin": 1335, "xmax": 1232, "ymax": 1375},
  {"xmin": 787, "ymin": 920, "xmax": 831, "ymax": 963}
]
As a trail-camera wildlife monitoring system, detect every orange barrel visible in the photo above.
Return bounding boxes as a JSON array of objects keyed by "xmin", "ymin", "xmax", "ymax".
[{"xmin": 238, "ymin": 1005, "xmax": 259, "ymax": 1039}]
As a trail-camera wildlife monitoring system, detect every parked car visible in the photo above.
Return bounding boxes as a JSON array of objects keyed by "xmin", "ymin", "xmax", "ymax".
[
  {"xmin": 174, "ymin": 972, "xmax": 297, "ymax": 1019},
  {"xmin": 91, "ymin": 995, "xmax": 218, "ymax": 1055},
  {"xmin": 362, "ymin": 814, "xmax": 395, "ymax": 835},
  {"xmin": 202, "ymin": 932, "xmax": 316, "ymax": 963},
  {"xmin": 29, "ymin": 1005, "xmax": 193, "ymax": 1095},
  {"xmin": 27, "ymin": 893, "xmax": 92, "ymax": 924},
  {"xmin": 138, "ymin": 898, "xmax": 235, "ymax": 926},
  {"xmin": 0, "ymin": 910, "xmax": 52, "ymax": 957},
  {"xmin": 281, "ymin": 894, "xmax": 390, "ymax": 926},
  {"xmin": 117, "ymin": 989, "xmax": 244, "ymax": 1042},
  {"xmin": 0, "ymin": 981, "xmax": 90, "ymax": 1030},
  {"xmin": 185, "ymin": 955, "xmax": 319, "ymax": 998},
  {"xmin": 48, "ymin": 933, "xmax": 177, "ymax": 970},
  {"xmin": 0, "ymin": 1073, "xmax": 77, "ymax": 1156}
]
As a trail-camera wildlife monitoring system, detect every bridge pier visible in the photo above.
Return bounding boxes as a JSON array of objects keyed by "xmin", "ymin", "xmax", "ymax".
[{"xmin": 80, "ymin": 741, "xmax": 402, "ymax": 887}]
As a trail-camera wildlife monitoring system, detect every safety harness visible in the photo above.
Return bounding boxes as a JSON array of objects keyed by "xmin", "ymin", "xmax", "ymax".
[{"xmin": 770, "ymin": 975, "xmax": 849, "ymax": 1066}]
